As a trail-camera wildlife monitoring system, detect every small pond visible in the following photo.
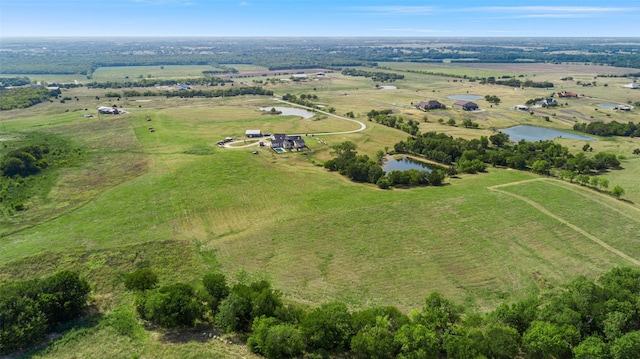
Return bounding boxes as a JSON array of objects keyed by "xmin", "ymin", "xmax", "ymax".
[
  {"xmin": 447, "ymin": 94, "xmax": 483, "ymax": 101},
  {"xmin": 383, "ymin": 156, "xmax": 440, "ymax": 173},
  {"xmin": 502, "ymin": 125, "xmax": 596, "ymax": 142},
  {"xmin": 597, "ymin": 103, "xmax": 617, "ymax": 109},
  {"xmin": 259, "ymin": 107, "xmax": 315, "ymax": 119}
]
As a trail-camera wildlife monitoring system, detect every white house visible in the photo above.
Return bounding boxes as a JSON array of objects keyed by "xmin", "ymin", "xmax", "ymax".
[{"xmin": 623, "ymin": 83, "xmax": 639, "ymax": 89}]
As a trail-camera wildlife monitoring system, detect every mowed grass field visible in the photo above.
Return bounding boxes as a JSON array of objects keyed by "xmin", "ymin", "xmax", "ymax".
[{"xmin": 1, "ymin": 62, "xmax": 640, "ymax": 358}]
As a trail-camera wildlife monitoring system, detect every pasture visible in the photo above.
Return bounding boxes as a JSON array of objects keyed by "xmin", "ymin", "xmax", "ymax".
[{"xmin": 1, "ymin": 61, "xmax": 640, "ymax": 357}]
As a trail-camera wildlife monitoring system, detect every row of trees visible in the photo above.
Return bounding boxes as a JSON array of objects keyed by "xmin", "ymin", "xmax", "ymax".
[
  {"xmin": 161, "ymin": 87, "xmax": 273, "ymax": 98},
  {"xmin": 393, "ymin": 131, "xmax": 621, "ymax": 176},
  {"xmin": 482, "ymin": 77, "xmax": 555, "ymax": 88},
  {"xmin": 0, "ymin": 76, "xmax": 31, "ymax": 87},
  {"xmin": 123, "ymin": 266, "xmax": 640, "ymax": 359},
  {"xmin": 573, "ymin": 121, "xmax": 640, "ymax": 138},
  {"xmin": 0, "ymin": 271, "xmax": 91, "ymax": 354},
  {"xmin": 341, "ymin": 68, "xmax": 405, "ymax": 82},
  {"xmin": 0, "ymin": 87, "xmax": 61, "ymax": 111},
  {"xmin": 87, "ymin": 76, "xmax": 230, "ymax": 89}
]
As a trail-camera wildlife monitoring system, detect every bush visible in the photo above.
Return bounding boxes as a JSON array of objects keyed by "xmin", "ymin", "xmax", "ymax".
[
  {"xmin": 0, "ymin": 271, "xmax": 90, "ymax": 354},
  {"xmin": 124, "ymin": 268, "xmax": 158, "ymax": 291},
  {"xmin": 202, "ymin": 272, "xmax": 229, "ymax": 313},
  {"xmin": 136, "ymin": 283, "xmax": 204, "ymax": 327}
]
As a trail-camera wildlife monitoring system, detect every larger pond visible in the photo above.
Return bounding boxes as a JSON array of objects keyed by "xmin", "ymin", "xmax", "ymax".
[
  {"xmin": 259, "ymin": 107, "xmax": 315, "ymax": 119},
  {"xmin": 383, "ymin": 156, "xmax": 440, "ymax": 173},
  {"xmin": 447, "ymin": 94, "xmax": 483, "ymax": 101},
  {"xmin": 502, "ymin": 125, "xmax": 596, "ymax": 142}
]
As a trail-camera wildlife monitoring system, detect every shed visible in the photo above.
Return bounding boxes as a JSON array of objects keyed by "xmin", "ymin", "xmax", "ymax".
[{"xmin": 245, "ymin": 129, "xmax": 262, "ymax": 138}]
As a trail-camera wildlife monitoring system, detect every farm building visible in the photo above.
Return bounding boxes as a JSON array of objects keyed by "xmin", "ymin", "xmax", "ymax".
[
  {"xmin": 536, "ymin": 98, "xmax": 558, "ymax": 107},
  {"xmin": 623, "ymin": 83, "xmax": 639, "ymax": 89},
  {"xmin": 417, "ymin": 100, "xmax": 445, "ymax": 111},
  {"xmin": 453, "ymin": 100, "xmax": 479, "ymax": 111},
  {"xmin": 271, "ymin": 134, "xmax": 307, "ymax": 151},
  {"xmin": 557, "ymin": 91, "xmax": 578, "ymax": 98},
  {"xmin": 245, "ymin": 129, "xmax": 263, "ymax": 138},
  {"xmin": 514, "ymin": 105, "xmax": 530, "ymax": 111},
  {"xmin": 614, "ymin": 105, "xmax": 631, "ymax": 111},
  {"xmin": 97, "ymin": 106, "xmax": 122, "ymax": 114}
]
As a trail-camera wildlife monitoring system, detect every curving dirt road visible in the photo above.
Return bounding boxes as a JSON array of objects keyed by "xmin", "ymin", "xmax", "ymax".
[{"xmin": 222, "ymin": 98, "xmax": 367, "ymax": 149}]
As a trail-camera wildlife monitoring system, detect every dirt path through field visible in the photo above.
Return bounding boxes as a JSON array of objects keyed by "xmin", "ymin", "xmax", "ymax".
[{"xmin": 488, "ymin": 178, "xmax": 640, "ymax": 266}]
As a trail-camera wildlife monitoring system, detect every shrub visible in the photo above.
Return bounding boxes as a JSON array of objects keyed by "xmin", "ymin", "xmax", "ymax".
[{"xmin": 124, "ymin": 268, "xmax": 158, "ymax": 291}]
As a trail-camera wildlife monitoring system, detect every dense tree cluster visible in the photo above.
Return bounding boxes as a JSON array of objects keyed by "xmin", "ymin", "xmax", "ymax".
[
  {"xmin": 394, "ymin": 131, "xmax": 621, "ymax": 176},
  {"xmin": 0, "ymin": 271, "xmax": 91, "ymax": 354},
  {"xmin": 0, "ymin": 144, "xmax": 51, "ymax": 178},
  {"xmin": 0, "ymin": 87, "xmax": 60, "ymax": 110},
  {"xmin": 573, "ymin": 121, "xmax": 640, "ymax": 138},
  {"xmin": 0, "ymin": 77, "xmax": 31, "ymax": 87},
  {"xmin": 367, "ymin": 109, "xmax": 420, "ymax": 135},
  {"xmin": 342, "ymin": 68, "xmax": 405, "ymax": 82},
  {"xmin": 125, "ymin": 266, "xmax": 640, "ymax": 359}
]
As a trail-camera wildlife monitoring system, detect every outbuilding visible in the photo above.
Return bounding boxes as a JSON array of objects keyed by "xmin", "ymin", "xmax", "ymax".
[{"xmin": 245, "ymin": 129, "xmax": 263, "ymax": 138}]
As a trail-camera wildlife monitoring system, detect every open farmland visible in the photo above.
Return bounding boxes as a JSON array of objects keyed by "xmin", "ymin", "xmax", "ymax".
[{"xmin": 2, "ymin": 47, "xmax": 640, "ymax": 357}]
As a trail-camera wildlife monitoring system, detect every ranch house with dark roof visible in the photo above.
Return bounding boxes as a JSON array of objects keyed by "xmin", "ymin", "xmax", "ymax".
[
  {"xmin": 453, "ymin": 100, "xmax": 479, "ymax": 111},
  {"xmin": 271, "ymin": 134, "xmax": 307, "ymax": 151},
  {"xmin": 417, "ymin": 100, "xmax": 445, "ymax": 111}
]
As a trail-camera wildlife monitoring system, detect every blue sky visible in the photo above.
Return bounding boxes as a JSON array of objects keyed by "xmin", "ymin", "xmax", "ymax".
[{"xmin": 1, "ymin": 0, "xmax": 639, "ymax": 37}]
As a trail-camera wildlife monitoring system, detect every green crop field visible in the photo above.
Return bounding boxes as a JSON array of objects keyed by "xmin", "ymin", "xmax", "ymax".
[{"xmin": 1, "ymin": 60, "xmax": 639, "ymax": 358}]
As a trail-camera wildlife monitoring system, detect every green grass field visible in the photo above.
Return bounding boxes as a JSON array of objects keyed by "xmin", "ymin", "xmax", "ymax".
[
  {"xmin": 1, "ymin": 62, "xmax": 640, "ymax": 358},
  {"xmin": 91, "ymin": 65, "xmax": 223, "ymax": 82}
]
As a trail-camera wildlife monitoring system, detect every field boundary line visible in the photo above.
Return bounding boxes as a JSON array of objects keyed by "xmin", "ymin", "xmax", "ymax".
[
  {"xmin": 544, "ymin": 179, "xmax": 640, "ymax": 222},
  {"xmin": 488, "ymin": 180, "xmax": 640, "ymax": 266}
]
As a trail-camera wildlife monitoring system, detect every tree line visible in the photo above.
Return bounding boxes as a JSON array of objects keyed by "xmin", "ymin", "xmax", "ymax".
[
  {"xmin": 120, "ymin": 266, "xmax": 640, "ymax": 359},
  {"xmin": 0, "ymin": 271, "xmax": 91, "ymax": 354},
  {"xmin": 87, "ymin": 76, "xmax": 230, "ymax": 89},
  {"xmin": 573, "ymin": 121, "xmax": 640, "ymax": 138},
  {"xmin": 394, "ymin": 131, "xmax": 621, "ymax": 176},
  {"xmin": 341, "ymin": 68, "xmax": 405, "ymax": 82}
]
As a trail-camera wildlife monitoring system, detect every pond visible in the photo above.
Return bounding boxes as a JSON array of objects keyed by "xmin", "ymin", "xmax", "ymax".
[
  {"xmin": 502, "ymin": 125, "xmax": 596, "ymax": 142},
  {"xmin": 259, "ymin": 107, "xmax": 315, "ymax": 119},
  {"xmin": 447, "ymin": 94, "xmax": 483, "ymax": 101},
  {"xmin": 382, "ymin": 156, "xmax": 440, "ymax": 173},
  {"xmin": 598, "ymin": 103, "xmax": 617, "ymax": 109}
]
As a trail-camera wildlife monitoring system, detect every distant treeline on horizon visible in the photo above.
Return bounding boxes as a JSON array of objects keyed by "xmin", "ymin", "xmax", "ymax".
[{"xmin": 1, "ymin": 37, "xmax": 639, "ymax": 76}]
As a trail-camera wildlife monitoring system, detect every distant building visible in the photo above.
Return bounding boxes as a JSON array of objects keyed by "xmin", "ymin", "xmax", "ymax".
[
  {"xmin": 417, "ymin": 100, "xmax": 445, "ymax": 111},
  {"xmin": 536, "ymin": 98, "xmax": 558, "ymax": 107},
  {"xmin": 514, "ymin": 105, "xmax": 530, "ymax": 111},
  {"xmin": 614, "ymin": 105, "xmax": 631, "ymax": 111},
  {"xmin": 176, "ymin": 84, "xmax": 191, "ymax": 90},
  {"xmin": 97, "ymin": 106, "xmax": 121, "ymax": 114},
  {"xmin": 453, "ymin": 100, "xmax": 479, "ymax": 111},
  {"xmin": 557, "ymin": 91, "xmax": 578, "ymax": 98},
  {"xmin": 623, "ymin": 83, "xmax": 639, "ymax": 89}
]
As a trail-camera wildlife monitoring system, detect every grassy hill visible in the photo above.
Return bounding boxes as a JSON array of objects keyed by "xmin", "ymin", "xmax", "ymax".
[{"xmin": 1, "ymin": 62, "xmax": 639, "ymax": 357}]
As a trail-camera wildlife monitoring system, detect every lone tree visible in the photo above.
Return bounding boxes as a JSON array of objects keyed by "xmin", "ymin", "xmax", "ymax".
[{"xmin": 611, "ymin": 185, "xmax": 625, "ymax": 199}]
